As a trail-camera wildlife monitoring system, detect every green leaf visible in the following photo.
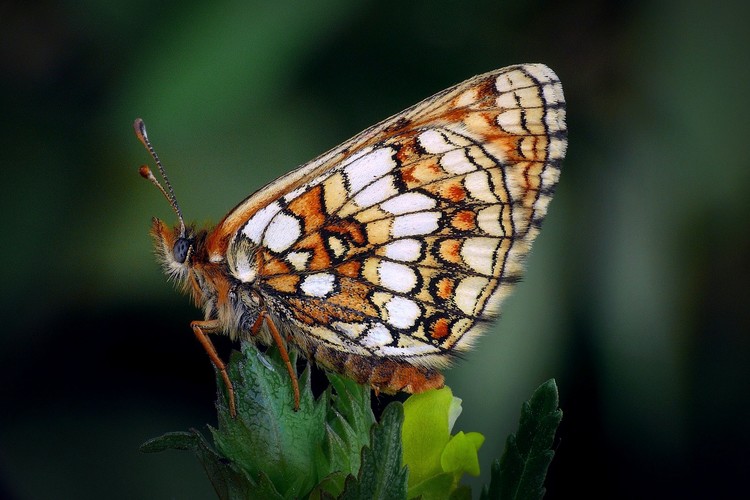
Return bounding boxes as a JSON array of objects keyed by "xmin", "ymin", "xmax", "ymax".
[
  {"xmin": 141, "ymin": 341, "xmax": 377, "ymax": 499},
  {"xmin": 140, "ymin": 428, "xmax": 282, "ymax": 499},
  {"xmin": 402, "ymin": 387, "xmax": 454, "ymax": 485},
  {"xmin": 441, "ymin": 431, "xmax": 485, "ymax": 477},
  {"xmin": 481, "ymin": 459, "xmax": 503, "ymax": 500},
  {"xmin": 449, "ymin": 484, "xmax": 471, "ymax": 500},
  {"xmin": 450, "ymin": 484, "xmax": 473, "ymax": 500},
  {"xmin": 307, "ymin": 471, "xmax": 348, "ymax": 500},
  {"xmin": 140, "ymin": 430, "xmax": 200, "ymax": 453},
  {"xmin": 210, "ymin": 344, "xmax": 327, "ymax": 498},
  {"xmin": 406, "ymin": 472, "xmax": 455, "ymax": 500},
  {"xmin": 142, "ymin": 344, "xmax": 561, "ymax": 499},
  {"xmin": 321, "ymin": 373, "xmax": 376, "ymax": 480},
  {"xmin": 402, "ymin": 387, "xmax": 484, "ymax": 498},
  {"xmin": 339, "ymin": 402, "xmax": 408, "ymax": 500},
  {"xmin": 480, "ymin": 379, "xmax": 562, "ymax": 500}
]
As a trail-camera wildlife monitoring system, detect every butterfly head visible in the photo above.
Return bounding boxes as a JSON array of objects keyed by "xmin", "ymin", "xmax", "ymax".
[{"xmin": 149, "ymin": 217, "xmax": 197, "ymax": 281}]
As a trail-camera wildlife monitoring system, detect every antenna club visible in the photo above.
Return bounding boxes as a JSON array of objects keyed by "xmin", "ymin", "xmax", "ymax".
[
  {"xmin": 139, "ymin": 165, "xmax": 154, "ymax": 179},
  {"xmin": 133, "ymin": 118, "xmax": 148, "ymax": 141}
]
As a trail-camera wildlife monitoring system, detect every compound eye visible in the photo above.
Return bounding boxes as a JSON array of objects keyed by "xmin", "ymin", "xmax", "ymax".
[{"xmin": 173, "ymin": 237, "xmax": 191, "ymax": 264}]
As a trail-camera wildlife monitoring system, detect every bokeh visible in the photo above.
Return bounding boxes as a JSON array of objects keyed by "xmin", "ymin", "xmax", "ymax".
[{"xmin": 1, "ymin": 0, "xmax": 749, "ymax": 498}]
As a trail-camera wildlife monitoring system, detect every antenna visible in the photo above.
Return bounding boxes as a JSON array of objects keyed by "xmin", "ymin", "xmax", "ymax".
[{"xmin": 134, "ymin": 118, "xmax": 186, "ymax": 237}]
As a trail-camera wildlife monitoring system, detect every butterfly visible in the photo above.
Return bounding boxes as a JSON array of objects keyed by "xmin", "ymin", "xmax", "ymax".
[{"xmin": 135, "ymin": 63, "xmax": 566, "ymax": 416}]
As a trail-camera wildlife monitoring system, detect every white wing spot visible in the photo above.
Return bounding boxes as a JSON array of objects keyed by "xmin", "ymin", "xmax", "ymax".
[
  {"xmin": 392, "ymin": 211, "xmax": 441, "ymax": 238},
  {"xmin": 454, "ymin": 276, "xmax": 490, "ymax": 316},
  {"xmin": 496, "ymin": 85, "xmax": 539, "ymax": 110},
  {"xmin": 461, "ymin": 237, "xmax": 499, "ymax": 275},
  {"xmin": 496, "ymin": 108, "xmax": 526, "ymax": 134},
  {"xmin": 385, "ymin": 296, "xmax": 421, "ymax": 329},
  {"xmin": 382, "ymin": 238, "xmax": 422, "ymax": 262},
  {"xmin": 333, "ymin": 321, "xmax": 367, "ymax": 339},
  {"xmin": 328, "ymin": 236, "xmax": 347, "ymax": 259},
  {"xmin": 361, "ymin": 323, "xmax": 393, "ymax": 348},
  {"xmin": 477, "ymin": 205, "xmax": 505, "ymax": 236},
  {"xmin": 354, "ymin": 175, "xmax": 398, "ymax": 208},
  {"xmin": 380, "ymin": 192, "xmax": 436, "ymax": 215},
  {"xmin": 378, "ymin": 260, "xmax": 418, "ymax": 293},
  {"xmin": 440, "ymin": 149, "xmax": 476, "ymax": 175},
  {"xmin": 380, "ymin": 343, "xmax": 440, "ymax": 357},
  {"xmin": 418, "ymin": 129, "xmax": 454, "ymax": 154},
  {"xmin": 549, "ymin": 136, "xmax": 567, "ymax": 157},
  {"xmin": 522, "ymin": 63, "xmax": 557, "ymax": 84},
  {"xmin": 455, "ymin": 87, "xmax": 480, "ymax": 107},
  {"xmin": 338, "ymin": 145, "xmax": 373, "ymax": 169},
  {"xmin": 464, "ymin": 171, "xmax": 498, "ymax": 203},
  {"xmin": 286, "ymin": 251, "xmax": 311, "ymax": 271},
  {"xmin": 300, "ymin": 273, "xmax": 336, "ymax": 297},
  {"xmin": 344, "ymin": 147, "xmax": 396, "ymax": 192},
  {"xmin": 242, "ymin": 201, "xmax": 283, "ymax": 244},
  {"xmin": 263, "ymin": 212, "xmax": 302, "ymax": 253},
  {"xmin": 543, "ymin": 82, "xmax": 565, "ymax": 107}
]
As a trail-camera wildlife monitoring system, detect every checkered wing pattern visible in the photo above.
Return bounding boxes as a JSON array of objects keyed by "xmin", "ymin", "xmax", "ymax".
[{"xmin": 223, "ymin": 64, "xmax": 566, "ymax": 369}]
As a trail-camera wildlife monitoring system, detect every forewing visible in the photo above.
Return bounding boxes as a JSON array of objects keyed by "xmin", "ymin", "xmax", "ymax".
[{"xmin": 226, "ymin": 64, "xmax": 566, "ymax": 367}]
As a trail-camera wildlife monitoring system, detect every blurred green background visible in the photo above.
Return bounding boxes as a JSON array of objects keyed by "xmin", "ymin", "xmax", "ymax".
[{"xmin": 2, "ymin": 0, "xmax": 749, "ymax": 498}]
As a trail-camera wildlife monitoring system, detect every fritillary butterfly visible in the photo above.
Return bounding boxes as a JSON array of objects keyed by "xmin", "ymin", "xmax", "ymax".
[{"xmin": 135, "ymin": 64, "xmax": 567, "ymax": 415}]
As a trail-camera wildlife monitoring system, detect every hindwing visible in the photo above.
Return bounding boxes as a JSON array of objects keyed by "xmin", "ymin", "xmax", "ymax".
[{"xmin": 215, "ymin": 64, "xmax": 566, "ymax": 368}]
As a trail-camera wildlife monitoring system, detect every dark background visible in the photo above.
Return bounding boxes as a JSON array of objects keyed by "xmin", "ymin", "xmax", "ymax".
[{"xmin": 2, "ymin": 0, "xmax": 749, "ymax": 498}]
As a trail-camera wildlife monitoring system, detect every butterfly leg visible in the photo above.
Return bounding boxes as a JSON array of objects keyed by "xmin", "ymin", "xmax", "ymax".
[
  {"xmin": 250, "ymin": 311, "xmax": 301, "ymax": 411},
  {"xmin": 191, "ymin": 319, "xmax": 237, "ymax": 417}
]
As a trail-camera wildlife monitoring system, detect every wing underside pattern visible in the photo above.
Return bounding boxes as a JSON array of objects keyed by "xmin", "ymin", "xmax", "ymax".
[{"xmin": 224, "ymin": 64, "xmax": 567, "ymax": 369}]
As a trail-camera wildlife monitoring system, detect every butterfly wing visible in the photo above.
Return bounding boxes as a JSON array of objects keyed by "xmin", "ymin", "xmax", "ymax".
[{"xmin": 218, "ymin": 64, "xmax": 566, "ymax": 372}]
